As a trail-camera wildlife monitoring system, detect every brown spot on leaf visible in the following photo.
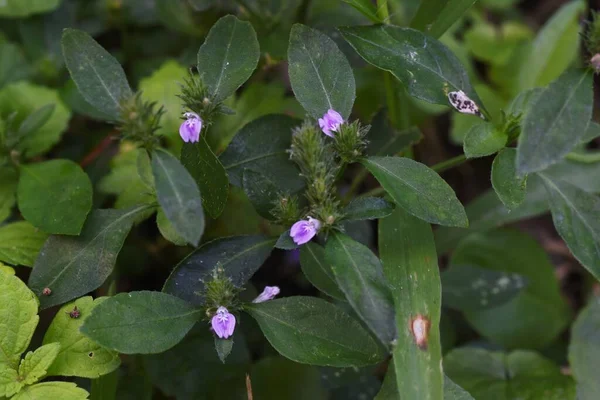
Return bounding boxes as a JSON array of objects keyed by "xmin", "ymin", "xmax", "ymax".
[{"xmin": 409, "ymin": 314, "xmax": 431, "ymax": 350}]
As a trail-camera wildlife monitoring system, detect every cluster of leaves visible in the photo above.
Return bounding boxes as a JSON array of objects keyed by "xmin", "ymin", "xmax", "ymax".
[{"xmin": 1, "ymin": 0, "xmax": 600, "ymax": 399}]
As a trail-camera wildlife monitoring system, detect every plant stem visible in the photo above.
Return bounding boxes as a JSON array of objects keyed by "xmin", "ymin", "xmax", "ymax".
[
  {"xmin": 566, "ymin": 151, "xmax": 600, "ymax": 163},
  {"xmin": 431, "ymin": 154, "xmax": 467, "ymax": 173},
  {"xmin": 376, "ymin": 0, "xmax": 389, "ymax": 21}
]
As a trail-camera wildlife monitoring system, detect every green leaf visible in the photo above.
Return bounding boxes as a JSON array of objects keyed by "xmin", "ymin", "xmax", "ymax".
[
  {"xmin": 0, "ymin": 364, "xmax": 21, "ymax": 398},
  {"xmin": 451, "ymin": 229, "xmax": 570, "ymax": 348},
  {"xmin": 18, "ymin": 159, "xmax": 93, "ymax": 235},
  {"xmin": 29, "ymin": 207, "xmax": 145, "ymax": 309},
  {"xmin": 0, "ymin": 221, "xmax": 48, "ymax": 267},
  {"xmin": 325, "ymin": 232, "xmax": 395, "ymax": 346},
  {"xmin": 0, "ymin": 82, "xmax": 71, "ymax": 158},
  {"xmin": 444, "ymin": 376, "xmax": 475, "ymax": 400},
  {"xmin": 340, "ymin": 25, "xmax": 481, "ymax": 108},
  {"xmin": 180, "ymin": 137, "xmax": 229, "ymax": 219},
  {"xmin": 426, "ymin": 0, "xmax": 478, "ymax": 39},
  {"xmin": 43, "ymin": 297, "xmax": 121, "ymax": 378},
  {"xmin": 274, "ymin": 230, "xmax": 298, "ymax": 250},
  {"xmin": 517, "ymin": 69, "xmax": 593, "ymax": 175},
  {"xmin": 81, "ymin": 291, "xmax": 202, "ymax": 354},
  {"xmin": 0, "ymin": 269, "xmax": 39, "ymax": 369},
  {"xmin": 247, "ymin": 297, "xmax": 385, "ymax": 367},
  {"xmin": 441, "ymin": 265, "xmax": 527, "ymax": 312},
  {"xmin": 367, "ymin": 110, "xmax": 422, "ymax": 157},
  {"xmin": 0, "ymin": 41, "xmax": 30, "ymax": 89},
  {"xmin": 540, "ymin": 175, "xmax": 600, "ymax": 280},
  {"xmin": 152, "ymin": 148, "xmax": 204, "ymax": 246},
  {"xmin": 16, "ymin": 104, "xmax": 55, "ymax": 142},
  {"xmin": 299, "ymin": 242, "xmax": 345, "ymax": 300},
  {"xmin": 342, "ymin": 0, "xmax": 382, "ymax": 23},
  {"xmin": 252, "ymin": 357, "xmax": 328, "ymax": 400},
  {"xmin": 62, "ymin": 28, "xmax": 132, "ymax": 119},
  {"xmin": 410, "ymin": 0, "xmax": 449, "ymax": 33},
  {"xmin": 0, "ymin": 168, "xmax": 18, "ymax": 223},
  {"xmin": 90, "ymin": 370, "xmax": 118, "ymax": 400},
  {"xmin": 444, "ymin": 348, "xmax": 576, "ymax": 400},
  {"xmin": 163, "ymin": 235, "xmax": 275, "ymax": 305},
  {"xmin": 463, "ymin": 122, "xmax": 507, "ymax": 159},
  {"xmin": 581, "ymin": 121, "xmax": 600, "ymax": 143},
  {"xmin": 219, "ymin": 114, "xmax": 304, "ymax": 192},
  {"xmin": 288, "ymin": 23, "xmax": 356, "ymax": 119},
  {"xmin": 0, "ymin": 0, "xmax": 61, "ymax": 17},
  {"xmin": 491, "ymin": 148, "xmax": 527, "ymax": 211},
  {"xmin": 569, "ymin": 298, "xmax": 600, "ymax": 400},
  {"xmin": 11, "ymin": 382, "xmax": 89, "ymax": 400},
  {"xmin": 214, "ymin": 337, "xmax": 233, "ymax": 364},
  {"xmin": 156, "ymin": 208, "xmax": 187, "ymax": 246},
  {"xmin": 242, "ymin": 169, "xmax": 279, "ymax": 220},
  {"xmin": 197, "ymin": 15, "xmax": 260, "ymax": 102},
  {"xmin": 379, "ymin": 207, "xmax": 443, "ymax": 400},
  {"xmin": 361, "ymin": 156, "xmax": 468, "ymax": 227},
  {"xmin": 518, "ymin": 0, "xmax": 585, "ymax": 90},
  {"xmin": 18, "ymin": 342, "xmax": 60, "ymax": 385},
  {"xmin": 343, "ymin": 197, "xmax": 394, "ymax": 221}
]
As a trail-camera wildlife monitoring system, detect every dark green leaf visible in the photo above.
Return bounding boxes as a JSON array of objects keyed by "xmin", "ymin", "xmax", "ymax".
[
  {"xmin": 362, "ymin": 156, "xmax": 468, "ymax": 227},
  {"xmin": 379, "ymin": 207, "xmax": 443, "ymax": 400},
  {"xmin": 541, "ymin": 175, "xmax": 600, "ymax": 280},
  {"xmin": 18, "ymin": 159, "xmax": 93, "ymax": 235},
  {"xmin": 340, "ymin": 25, "xmax": 481, "ymax": 107},
  {"xmin": 152, "ymin": 148, "xmax": 204, "ymax": 246},
  {"xmin": 163, "ymin": 235, "xmax": 275, "ymax": 305},
  {"xmin": 197, "ymin": 15, "xmax": 260, "ymax": 102},
  {"xmin": 569, "ymin": 298, "xmax": 600, "ymax": 400},
  {"xmin": 16, "ymin": 104, "xmax": 55, "ymax": 141},
  {"xmin": 247, "ymin": 297, "xmax": 385, "ymax": 367},
  {"xmin": 0, "ymin": 221, "xmax": 48, "ymax": 267},
  {"xmin": 326, "ymin": 232, "xmax": 395, "ymax": 347},
  {"xmin": 220, "ymin": 115, "xmax": 304, "ymax": 192},
  {"xmin": 367, "ymin": 109, "xmax": 422, "ymax": 157},
  {"xmin": 410, "ymin": 0, "xmax": 449, "ymax": 33},
  {"xmin": 288, "ymin": 24, "xmax": 356, "ymax": 119},
  {"xmin": 0, "ymin": 0, "xmax": 61, "ymax": 17},
  {"xmin": 343, "ymin": 197, "xmax": 394, "ymax": 221},
  {"xmin": 81, "ymin": 291, "xmax": 202, "ymax": 354},
  {"xmin": 427, "ymin": 0, "xmax": 478, "ymax": 38},
  {"xmin": 342, "ymin": 0, "xmax": 382, "ymax": 23},
  {"xmin": 299, "ymin": 242, "xmax": 345, "ymax": 300},
  {"xmin": 29, "ymin": 206, "xmax": 147, "ymax": 309},
  {"xmin": 62, "ymin": 29, "xmax": 132, "ymax": 119},
  {"xmin": 517, "ymin": 69, "xmax": 593, "ymax": 174},
  {"xmin": 180, "ymin": 137, "xmax": 229, "ymax": 219},
  {"xmin": 252, "ymin": 357, "xmax": 328, "ymax": 400},
  {"xmin": 0, "ymin": 167, "xmax": 18, "ymax": 224},
  {"xmin": 581, "ymin": 121, "xmax": 600, "ymax": 143},
  {"xmin": 444, "ymin": 376, "xmax": 475, "ymax": 400},
  {"xmin": 274, "ymin": 230, "xmax": 298, "ymax": 250},
  {"xmin": 463, "ymin": 122, "xmax": 507, "ymax": 159},
  {"xmin": 242, "ymin": 169, "xmax": 278, "ymax": 220},
  {"xmin": 156, "ymin": 208, "xmax": 187, "ymax": 246},
  {"xmin": 491, "ymin": 148, "xmax": 527, "ymax": 210},
  {"xmin": 215, "ymin": 337, "xmax": 233, "ymax": 364}
]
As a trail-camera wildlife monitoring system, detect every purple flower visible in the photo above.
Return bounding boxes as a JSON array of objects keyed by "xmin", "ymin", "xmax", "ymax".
[
  {"xmin": 318, "ymin": 109, "xmax": 344, "ymax": 137},
  {"xmin": 252, "ymin": 286, "xmax": 280, "ymax": 303},
  {"xmin": 179, "ymin": 112, "xmax": 202, "ymax": 143},
  {"xmin": 211, "ymin": 306, "xmax": 236, "ymax": 339},
  {"xmin": 290, "ymin": 217, "xmax": 321, "ymax": 246}
]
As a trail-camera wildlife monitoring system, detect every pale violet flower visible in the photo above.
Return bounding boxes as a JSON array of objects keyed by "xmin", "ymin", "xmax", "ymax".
[
  {"xmin": 290, "ymin": 217, "xmax": 321, "ymax": 246},
  {"xmin": 252, "ymin": 286, "xmax": 280, "ymax": 303},
  {"xmin": 179, "ymin": 112, "xmax": 203, "ymax": 143},
  {"xmin": 318, "ymin": 109, "xmax": 344, "ymax": 137},
  {"xmin": 211, "ymin": 306, "xmax": 236, "ymax": 339}
]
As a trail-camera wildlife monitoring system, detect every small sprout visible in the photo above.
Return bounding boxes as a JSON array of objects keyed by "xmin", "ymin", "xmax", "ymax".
[
  {"xmin": 42, "ymin": 287, "xmax": 52, "ymax": 296},
  {"xmin": 410, "ymin": 314, "xmax": 431, "ymax": 350},
  {"xmin": 448, "ymin": 90, "xmax": 483, "ymax": 119},
  {"xmin": 67, "ymin": 306, "xmax": 81, "ymax": 319}
]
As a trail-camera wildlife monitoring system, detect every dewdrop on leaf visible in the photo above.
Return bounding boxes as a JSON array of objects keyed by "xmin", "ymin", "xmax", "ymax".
[{"xmin": 448, "ymin": 90, "xmax": 484, "ymax": 119}]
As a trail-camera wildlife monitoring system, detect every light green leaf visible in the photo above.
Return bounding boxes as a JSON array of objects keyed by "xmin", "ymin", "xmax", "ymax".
[
  {"xmin": 463, "ymin": 122, "xmax": 507, "ymax": 159},
  {"xmin": 299, "ymin": 242, "xmax": 345, "ymax": 300},
  {"xmin": 29, "ymin": 206, "xmax": 145, "ymax": 309},
  {"xmin": 180, "ymin": 137, "xmax": 229, "ymax": 219},
  {"xmin": 43, "ymin": 297, "xmax": 121, "ymax": 378},
  {"xmin": 81, "ymin": 291, "xmax": 202, "ymax": 354},
  {"xmin": 288, "ymin": 23, "xmax": 356, "ymax": 119},
  {"xmin": 569, "ymin": 298, "xmax": 600, "ymax": 400},
  {"xmin": 0, "ymin": 364, "xmax": 21, "ymax": 398},
  {"xmin": 16, "ymin": 104, "xmax": 55, "ymax": 144},
  {"xmin": 197, "ymin": 15, "xmax": 260, "ymax": 102},
  {"xmin": 444, "ymin": 376, "xmax": 475, "ymax": 400},
  {"xmin": 379, "ymin": 207, "xmax": 443, "ymax": 400},
  {"xmin": 0, "ymin": 221, "xmax": 48, "ymax": 267},
  {"xmin": 0, "ymin": 269, "xmax": 39, "ymax": 369},
  {"xmin": 62, "ymin": 29, "xmax": 132, "ymax": 119},
  {"xmin": 18, "ymin": 159, "xmax": 93, "ymax": 235},
  {"xmin": 491, "ymin": 148, "xmax": 527, "ymax": 211},
  {"xmin": 11, "ymin": 382, "xmax": 89, "ymax": 400},
  {"xmin": 152, "ymin": 148, "xmax": 204, "ymax": 247},
  {"xmin": 18, "ymin": 342, "xmax": 60, "ymax": 385},
  {"xmin": 340, "ymin": 25, "xmax": 481, "ymax": 108},
  {"xmin": 342, "ymin": 0, "xmax": 382, "ymax": 23},
  {"xmin": 517, "ymin": 69, "xmax": 593, "ymax": 175},
  {"xmin": 0, "ymin": 168, "xmax": 18, "ymax": 224},
  {"xmin": 342, "ymin": 197, "xmax": 394, "ymax": 221},
  {"xmin": 0, "ymin": 0, "xmax": 61, "ymax": 17},
  {"xmin": 247, "ymin": 297, "xmax": 385, "ymax": 367},
  {"xmin": 362, "ymin": 156, "xmax": 468, "ymax": 227},
  {"xmin": 541, "ymin": 175, "xmax": 600, "ymax": 280}
]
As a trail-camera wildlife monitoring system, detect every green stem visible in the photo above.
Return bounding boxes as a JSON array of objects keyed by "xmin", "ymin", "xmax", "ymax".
[
  {"xmin": 376, "ymin": 0, "xmax": 389, "ymax": 21},
  {"xmin": 566, "ymin": 151, "xmax": 600, "ymax": 163},
  {"xmin": 431, "ymin": 154, "xmax": 467, "ymax": 173}
]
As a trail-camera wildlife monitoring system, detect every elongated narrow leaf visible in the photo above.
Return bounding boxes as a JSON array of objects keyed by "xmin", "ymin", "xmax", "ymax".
[
  {"xmin": 362, "ymin": 156, "xmax": 468, "ymax": 227},
  {"xmin": 343, "ymin": 197, "xmax": 394, "ymax": 221},
  {"xmin": 379, "ymin": 207, "xmax": 444, "ymax": 400},
  {"xmin": 62, "ymin": 29, "xmax": 132, "ymax": 119},
  {"xmin": 569, "ymin": 298, "xmax": 600, "ymax": 400},
  {"xmin": 299, "ymin": 242, "xmax": 345, "ymax": 300},
  {"xmin": 163, "ymin": 235, "xmax": 275, "ymax": 304},
  {"xmin": 517, "ymin": 69, "xmax": 593, "ymax": 175},
  {"xmin": 180, "ymin": 137, "xmax": 229, "ymax": 219},
  {"xmin": 81, "ymin": 291, "xmax": 202, "ymax": 354},
  {"xmin": 342, "ymin": 0, "xmax": 382, "ymax": 23},
  {"xmin": 427, "ymin": 0, "xmax": 478, "ymax": 38},
  {"xmin": 18, "ymin": 159, "xmax": 93, "ymax": 235},
  {"xmin": 288, "ymin": 24, "xmax": 355, "ymax": 119},
  {"xmin": 0, "ymin": 221, "xmax": 48, "ymax": 267},
  {"xmin": 340, "ymin": 25, "xmax": 481, "ymax": 107},
  {"xmin": 491, "ymin": 148, "xmax": 527, "ymax": 210},
  {"xmin": 410, "ymin": 0, "xmax": 449, "ymax": 32},
  {"xmin": 29, "ymin": 206, "xmax": 147, "ymax": 309},
  {"xmin": 247, "ymin": 297, "xmax": 385, "ymax": 367},
  {"xmin": 541, "ymin": 175, "xmax": 600, "ymax": 280},
  {"xmin": 197, "ymin": 15, "xmax": 260, "ymax": 102},
  {"xmin": 326, "ymin": 232, "xmax": 395, "ymax": 347},
  {"xmin": 152, "ymin": 149, "xmax": 204, "ymax": 246}
]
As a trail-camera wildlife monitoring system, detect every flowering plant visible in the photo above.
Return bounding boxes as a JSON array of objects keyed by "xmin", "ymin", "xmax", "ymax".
[{"xmin": 0, "ymin": 0, "xmax": 599, "ymax": 399}]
